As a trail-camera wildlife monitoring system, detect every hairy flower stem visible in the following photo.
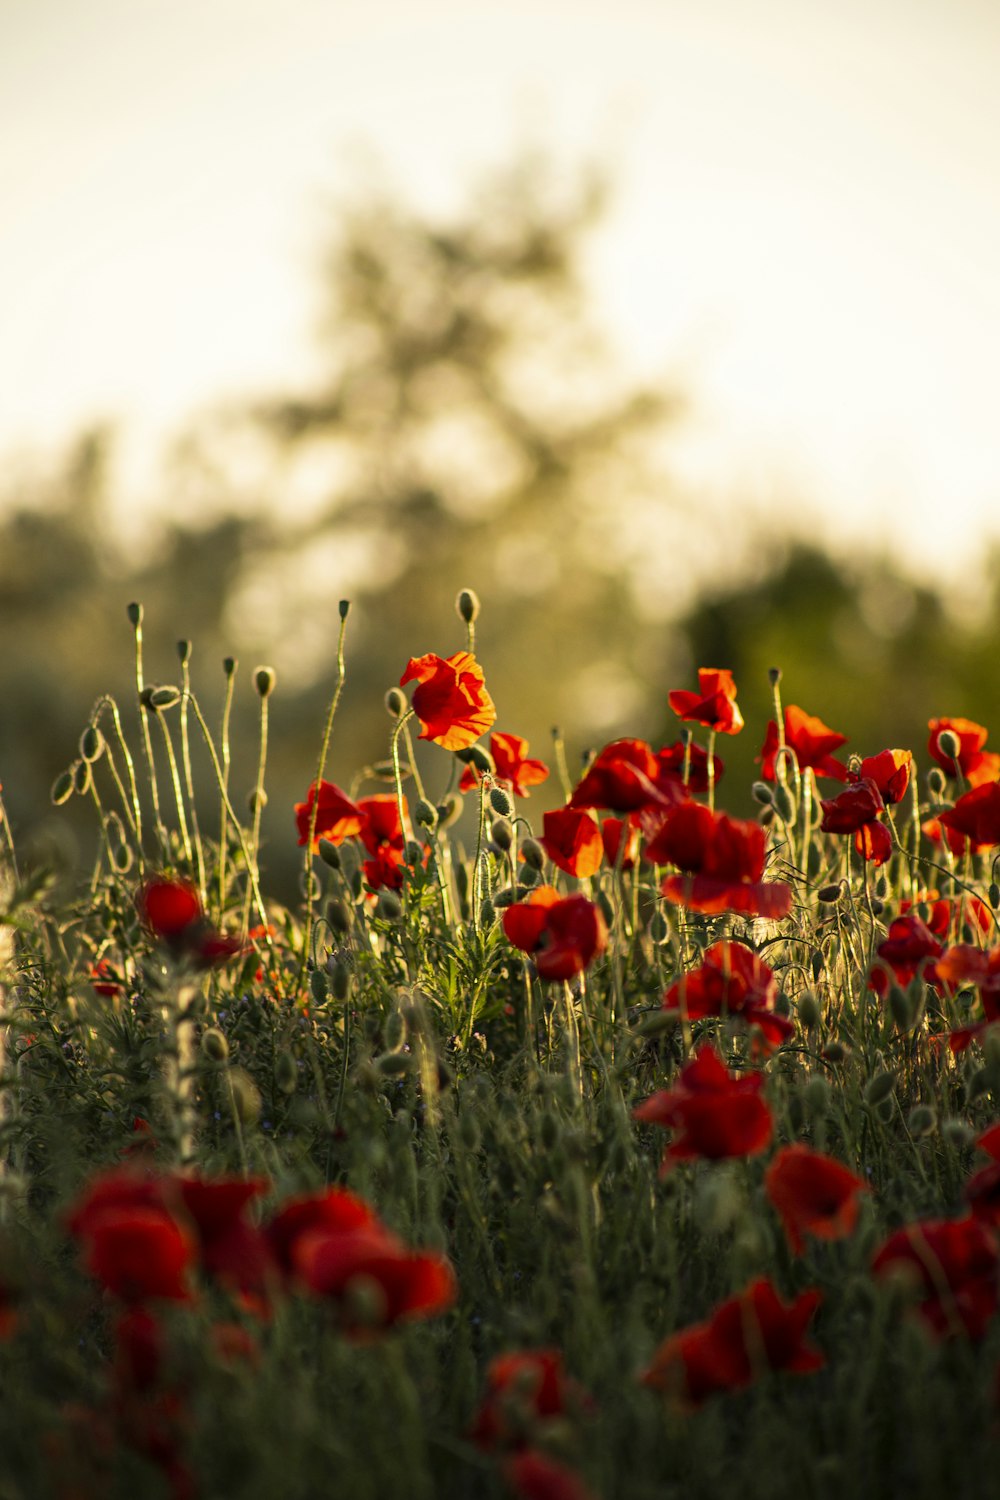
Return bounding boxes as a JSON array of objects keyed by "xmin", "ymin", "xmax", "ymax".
[
  {"xmin": 706, "ymin": 729, "xmax": 717, "ymax": 813},
  {"xmin": 472, "ymin": 776, "xmax": 489, "ymax": 932},
  {"xmin": 131, "ymin": 611, "xmax": 168, "ymax": 855},
  {"xmin": 218, "ymin": 659, "xmax": 238, "ymax": 913},
  {"xmin": 157, "ymin": 715, "xmax": 194, "ymax": 868},
  {"xmin": 162, "ymin": 975, "xmax": 199, "ymax": 1167},
  {"xmin": 178, "ymin": 655, "xmax": 207, "ymax": 902},
  {"xmin": 300, "ymin": 607, "xmax": 350, "ymax": 983},
  {"xmin": 561, "ymin": 981, "xmax": 585, "ymax": 1109},
  {"xmin": 186, "ymin": 693, "xmax": 270, "ymax": 936},
  {"xmin": 244, "ymin": 690, "xmax": 270, "ymax": 931}
]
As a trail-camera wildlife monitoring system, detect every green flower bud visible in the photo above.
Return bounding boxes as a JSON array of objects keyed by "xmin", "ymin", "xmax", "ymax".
[
  {"xmin": 773, "ymin": 784, "xmax": 796, "ymax": 822},
  {"xmin": 149, "ymin": 685, "xmax": 181, "ymax": 711},
  {"xmin": 201, "ymin": 1027, "xmax": 229, "ymax": 1062},
  {"xmin": 72, "ymin": 760, "xmax": 91, "ymax": 796},
  {"xmin": 339, "ymin": 599, "xmax": 351, "ymax": 620},
  {"xmin": 821, "ymin": 1040, "xmax": 849, "ymax": 1064},
  {"xmin": 177, "ymin": 640, "xmax": 192, "ymax": 666},
  {"xmin": 817, "ymin": 882, "xmax": 843, "ymax": 905},
  {"xmin": 343, "ymin": 1273, "xmax": 388, "ymax": 1330},
  {"xmin": 491, "ymin": 817, "xmax": 513, "ymax": 852},
  {"xmin": 309, "ymin": 968, "xmax": 328, "ymax": 1005},
  {"xmin": 489, "ymin": 786, "xmax": 512, "ymax": 818},
  {"xmin": 384, "ymin": 687, "xmax": 407, "ymax": 718},
  {"xmin": 935, "ymin": 728, "xmax": 961, "ymax": 762},
  {"xmin": 457, "ymin": 743, "xmax": 494, "ymax": 775},
  {"xmin": 377, "ymin": 890, "xmax": 402, "ymax": 921},
  {"xmin": 768, "ymin": 667, "xmax": 782, "ymax": 686},
  {"xmin": 888, "ymin": 985, "xmax": 913, "ymax": 1030},
  {"xmin": 51, "ymin": 770, "xmax": 75, "ymax": 806},
  {"xmin": 274, "ymin": 1051, "xmax": 299, "ymax": 1095},
  {"xmin": 326, "ymin": 897, "xmax": 351, "ymax": 934},
  {"xmin": 803, "ymin": 1075, "xmax": 831, "ymax": 1116},
  {"xmin": 329, "ymin": 959, "xmax": 352, "ymax": 1002},
  {"xmin": 908, "ymin": 1104, "xmax": 936, "ymax": 1137},
  {"xmin": 520, "ymin": 838, "xmax": 545, "ymax": 871},
  {"xmin": 223, "ymin": 656, "xmax": 237, "ymax": 677},
  {"xmin": 864, "ymin": 1070, "xmax": 896, "ymax": 1106},
  {"xmin": 942, "ymin": 1117, "xmax": 975, "ymax": 1148},
  {"xmin": 927, "ymin": 766, "xmax": 946, "ymax": 796},
  {"xmin": 229, "ymin": 1068, "xmax": 261, "ymax": 1125},
  {"xmin": 376, "ymin": 1051, "xmax": 414, "ymax": 1076},
  {"xmin": 126, "ymin": 601, "xmax": 143, "ymax": 627},
  {"xmin": 436, "ymin": 794, "xmax": 463, "ymax": 829},
  {"xmin": 990, "ymin": 883, "xmax": 1000, "ymax": 911},
  {"xmin": 254, "ymin": 666, "xmax": 277, "ymax": 698},
  {"xmin": 414, "ymin": 799, "xmax": 437, "ymax": 829},
  {"xmin": 751, "ymin": 781, "xmax": 774, "ymax": 806},
  {"xmin": 649, "ymin": 909, "xmax": 670, "ymax": 944},
  {"xmin": 456, "ymin": 588, "xmax": 481, "ymax": 624},
  {"xmin": 318, "ymin": 839, "xmax": 342, "ymax": 869},
  {"xmin": 79, "ymin": 725, "xmax": 105, "ymax": 763},
  {"xmin": 384, "ymin": 1010, "xmax": 405, "ymax": 1050},
  {"xmin": 797, "ymin": 990, "xmax": 822, "ymax": 1030}
]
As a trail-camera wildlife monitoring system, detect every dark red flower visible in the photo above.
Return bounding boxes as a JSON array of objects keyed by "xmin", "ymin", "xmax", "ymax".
[
  {"xmin": 502, "ymin": 887, "xmax": 608, "ymax": 982},
  {"xmin": 540, "ymin": 808, "xmax": 604, "ymax": 878},
  {"xmin": 569, "ymin": 738, "xmax": 684, "ymax": 814},
  {"xmin": 640, "ymin": 1277, "xmax": 823, "ymax": 1407},
  {"xmin": 935, "ymin": 945, "xmax": 1000, "ymax": 1020},
  {"xmin": 647, "ymin": 802, "xmax": 793, "ymax": 919},
  {"xmin": 294, "ymin": 780, "xmax": 365, "ymax": 850},
  {"xmin": 872, "ymin": 1215, "xmax": 1000, "ymax": 1340},
  {"xmin": 138, "ymin": 879, "xmax": 243, "ymax": 967},
  {"xmin": 601, "ymin": 815, "xmax": 641, "ymax": 871},
  {"xmin": 764, "ymin": 1144, "xmax": 868, "ymax": 1254},
  {"xmin": 668, "ymin": 668, "xmax": 744, "ymax": 735},
  {"xmin": 929, "ymin": 717, "xmax": 1000, "ymax": 786},
  {"xmin": 978, "ymin": 1123, "xmax": 1000, "ymax": 1161},
  {"xmin": 900, "ymin": 891, "xmax": 991, "ymax": 941},
  {"xmin": 172, "ymin": 1175, "xmax": 273, "ymax": 1299},
  {"xmin": 265, "ymin": 1188, "xmax": 380, "ymax": 1280},
  {"xmin": 471, "ymin": 1348, "xmax": 589, "ymax": 1451},
  {"xmin": 400, "ymin": 651, "xmax": 496, "ymax": 752},
  {"xmin": 293, "ymin": 1221, "xmax": 457, "ymax": 1332},
  {"xmin": 868, "ymin": 913, "xmax": 943, "ymax": 996},
  {"xmin": 633, "ymin": 1044, "xmax": 773, "ymax": 1171},
  {"xmin": 90, "ymin": 958, "xmax": 123, "ymax": 998},
  {"xmin": 655, "ymin": 740, "xmax": 723, "ymax": 795},
  {"xmin": 358, "ymin": 794, "xmax": 407, "ymax": 892},
  {"xmin": 502, "ymin": 1449, "xmax": 597, "ymax": 1500},
  {"xmin": 965, "ymin": 1161, "xmax": 1000, "ymax": 1227},
  {"xmin": 855, "ymin": 749, "xmax": 912, "ymax": 805},
  {"xmin": 758, "ymin": 706, "xmax": 848, "ymax": 782},
  {"xmin": 86, "ymin": 1208, "xmax": 195, "ymax": 1305},
  {"xmin": 661, "ymin": 941, "xmax": 793, "ymax": 1049},
  {"xmin": 940, "ymin": 782, "xmax": 1000, "ymax": 850},
  {"xmin": 460, "ymin": 732, "xmax": 549, "ymax": 798},
  {"xmin": 819, "ymin": 779, "xmax": 892, "ymax": 866}
]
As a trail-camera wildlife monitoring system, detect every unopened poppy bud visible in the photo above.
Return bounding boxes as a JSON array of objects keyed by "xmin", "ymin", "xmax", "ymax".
[
  {"xmin": 926, "ymin": 766, "xmax": 946, "ymax": 796},
  {"xmin": 908, "ymin": 1104, "xmax": 936, "ymax": 1137},
  {"xmin": 384, "ymin": 1010, "xmax": 405, "ymax": 1050},
  {"xmin": 177, "ymin": 639, "xmax": 192, "ymax": 665},
  {"xmin": 773, "ymin": 784, "xmax": 796, "ymax": 822},
  {"xmin": 888, "ymin": 985, "xmax": 913, "ymax": 1030},
  {"xmin": 309, "ymin": 968, "xmax": 328, "ymax": 1005},
  {"xmin": 649, "ymin": 910, "xmax": 670, "ymax": 944},
  {"xmin": 72, "ymin": 760, "xmax": 91, "ymax": 796},
  {"xmin": 376, "ymin": 1051, "xmax": 414, "ymax": 1076},
  {"xmin": 436, "ymin": 794, "xmax": 462, "ymax": 828},
  {"xmin": 254, "ymin": 666, "xmax": 277, "ymax": 698},
  {"xmin": 936, "ymin": 729, "xmax": 961, "ymax": 762},
  {"xmin": 774, "ymin": 990, "xmax": 791, "ymax": 1017},
  {"xmin": 377, "ymin": 891, "xmax": 402, "ymax": 921},
  {"xmin": 636, "ymin": 1010, "xmax": 678, "ymax": 1036},
  {"xmin": 339, "ymin": 599, "xmax": 351, "ymax": 621},
  {"xmin": 326, "ymin": 897, "xmax": 351, "ymax": 934},
  {"xmin": 821, "ymin": 1040, "xmax": 848, "ymax": 1064},
  {"xmin": 491, "ymin": 817, "xmax": 513, "ymax": 852},
  {"xmin": 229, "ymin": 1068, "xmax": 261, "ymax": 1124},
  {"xmin": 149, "ymin": 686, "xmax": 181, "ymax": 710},
  {"xmin": 462, "ymin": 743, "xmax": 495, "ymax": 775},
  {"xmin": 318, "ymin": 839, "xmax": 341, "ymax": 870},
  {"xmin": 51, "ymin": 770, "xmax": 75, "ymax": 806},
  {"xmin": 404, "ymin": 840, "xmax": 423, "ymax": 866},
  {"xmin": 864, "ymin": 1070, "xmax": 895, "ymax": 1106},
  {"xmin": 966, "ymin": 1067, "xmax": 992, "ymax": 1104},
  {"xmin": 201, "ymin": 1027, "xmax": 229, "ymax": 1062},
  {"xmin": 520, "ymin": 838, "xmax": 545, "ymax": 871},
  {"xmin": 797, "ymin": 990, "xmax": 822, "ymax": 1030},
  {"xmin": 79, "ymin": 725, "xmax": 104, "ymax": 763},
  {"xmin": 817, "ymin": 883, "xmax": 843, "ymax": 904},
  {"xmin": 875, "ymin": 874, "xmax": 889, "ymax": 898},
  {"xmin": 274, "ymin": 1051, "xmax": 298, "ymax": 1095},
  {"xmin": 126, "ymin": 601, "xmax": 143, "ymax": 627},
  {"xmin": 990, "ymin": 883, "xmax": 1000, "ymax": 910},
  {"xmin": 414, "ymin": 799, "xmax": 437, "ymax": 829},
  {"xmin": 371, "ymin": 759, "xmax": 400, "ymax": 782},
  {"xmin": 343, "ymin": 1273, "xmax": 389, "ymax": 1330},
  {"xmin": 943, "ymin": 1117, "xmax": 975, "ymax": 1148},
  {"xmin": 810, "ymin": 950, "xmax": 825, "ymax": 981},
  {"xmin": 384, "ymin": 687, "xmax": 407, "ymax": 718},
  {"xmin": 248, "ymin": 788, "xmax": 268, "ymax": 813},
  {"xmin": 223, "ymin": 656, "xmax": 237, "ymax": 677},
  {"xmin": 489, "ymin": 786, "xmax": 512, "ymax": 818},
  {"xmin": 768, "ymin": 667, "xmax": 782, "ymax": 686},
  {"xmin": 751, "ymin": 781, "xmax": 774, "ymax": 806},
  {"xmin": 518, "ymin": 864, "xmax": 540, "ymax": 888},
  {"xmin": 803, "ymin": 1075, "xmax": 831, "ymax": 1116},
  {"xmin": 869, "ymin": 896, "xmax": 885, "ymax": 917},
  {"xmin": 492, "ymin": 886, "xmax": 517, "ymax": 908},
  {"xmin": 456, "ymin": 588, "xmax": 481, "ymax": 624}
]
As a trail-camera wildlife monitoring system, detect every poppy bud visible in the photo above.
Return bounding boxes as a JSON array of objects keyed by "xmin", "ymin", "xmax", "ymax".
[
  {"xmin": 768, "ymin": 667, "xmax": 782, "ymax": 686},
  {"xmin": 126, "ymin": 600, "xmax": 143, "ymax": 628},
  {"xmin": 926, "ymin": 767, "xmax": 946, "ymax": 796},
  {"xmin": 518, "ymin": 864, "xmax": 540, "ymax": 888},
  {"xmin": 414, "ymin": 799, "xmax": 437, "ymax": 829},
  {"xmin": 254, "ymin": 666, "xmax": 277, "ymax": 698},
  {"xmin": 864, "ymin": 1070, "xmax": 895, "ymax": 1106},
  {"xmin": 810, "ymin": 950, "xmax": 825, "ymax": 982},
  {"xmin": 773, "ymin": 785, "xmax": 796, "ymax": 822},
  {"xmin": 966, "ymin": 1067, "xmax": 993, "ymax": 1105},
  {"xmin": 274, "ymin": 1051, "xmax": 298, "ymax": 1095},
  {"xmin": 384, "ymin": 1010, "xmax": 405, "ymax": 1050},
  {"xmin": 990, "ymin": 883, "xmax": 1000, "ymax": 910},
  {"xmin": 51, "ymin": 770, "xmax": 75, "ymax": 806},
  {"xmin": 201, "ymin": 1028, "xmax": 229, "ymax": 1062},
  {"xmin": 935, "ymin": 729, "xmax": 961, "ymax": 762},
  {"xmin": 908, "ymin": 1104, "xmax": 936, "ymax": 1137},
  {"xmin": 491, "ymin": 818, "xmax": 513, "ymax": 852},
  {"xmin": 455, "ymin": 588, "xmax": 481, "ymax": 624},
  {"xmin": 821, "ymin": 1040, "xmax": 848, "ymax": 1064},
  {"xmin": 490, "ymin": 786, "xmax": 512, "ymax": 818},
  {"xmin": 817, "ymin": 883, "xmax": 843, "ymax": 904},
  {"xmin": 309, "ymin": 968, "xmax": 328, "ymax": 1005},
  {"xmin": 223, "ymin": 656, "xmax": 237, "ymax": 677},
  {"xmin": 888, "ymin": 985, "xmax": 912, "ymax": 1030},
  {"xmin": 520, "ymin": 838, "xmax": 545, "ymax": 871},
  {"xmin": 869, "ymin": 896, "xmax": 885, "ymax": 917},
  {"xmin": 339, "ymin": 599, "xmax": 351, "ymax": 620},
  {"xmin": 326, "ymin": 897, "xmax": 351, "ymax": 933},
  {"xmin": 797, "ymin": 990, "xmax": 822, "ymax": 1030},
  {"xmin": 376, "ymin": 1051, "xmax": 414, "ymax": 1076},
  {"xmin": 492, "ymin": 885, "xmax": 517, "ymax": 908},
  {"xmin": 229, "ymin": 1068, "xmax": 261, "ymax": 1125},
  {"xmin": 371, "ymin": 759, "xmax": 401, "ymax": 782},
  {"xmin": 329, "ymin": 960, "xmax": 352, "ymax": 1002},
  {"xmin": 942, "ymin": 1117, "xmax": 975, "ymax": 1148},
  {"xmin": 875, "ymin": 875, "xmax": 889, "ymax": 898},
  {"xmin": 636, "ymin": 1010, "xmax": 679, "ymax": 1036},
  {"xmin": 248, "ymin": 788, "xmax": 268, "ymax": 812},
  {"xmin": 803, "ymin": 1075, "xmax": 831, "ymax": 1116},
  {"xmin": 649, "ymin": 910, "xmax": 670, "ymax": 944},
  {"xmin": 436, "ymin": 795, "xmax": 463, "ymax": 828},
  {"xmin": 318, "ymin": 839, "xmax": 342, "ymax": 870},
  {"xmin": 149, "ymin": 686, "xmax": 181, "ymax": 711},
  {"xmin": 177, "ymin": 639, "xmax": 192, "ymax": 665},
  {"xmin": 384, "ymin": 687, "xmax": 407, "ymax": 718},
  {"xmin": 72, "ymin": 760, "xmax": 91, "ymax": 796},
  {"xmin": 461, "ymin": 744, "xmax": 495, "ymax": 776},
  {"xmin": 404, "ymin": 841, "xmax": 423, "ymax": 865},
  {"xmin": 79, "ymin": 725, "xmax": 104, "ymax": 763},
  {"xmin": 377, "ymin": 891, "xmax": 402, "ymax": 921},
  {"xmin": 752, "ymin": 781, "xmax": 774, "ymax": 806}
]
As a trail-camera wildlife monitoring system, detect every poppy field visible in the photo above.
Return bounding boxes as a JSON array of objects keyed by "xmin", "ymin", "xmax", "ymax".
[{"xmin": 4, "ymin": 590, "xmax": 1000, "ymax": 1498}]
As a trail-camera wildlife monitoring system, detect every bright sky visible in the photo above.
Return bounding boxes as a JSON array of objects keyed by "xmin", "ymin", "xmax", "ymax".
[{"xmin": 3, "ymin": 0, "xmax": 1000, "ymax": 584}]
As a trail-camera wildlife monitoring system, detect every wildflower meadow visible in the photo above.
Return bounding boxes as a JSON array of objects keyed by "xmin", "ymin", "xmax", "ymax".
[{"xmin": 3, "ymin": 589, "xmax": 1000, "ymax": 1498}]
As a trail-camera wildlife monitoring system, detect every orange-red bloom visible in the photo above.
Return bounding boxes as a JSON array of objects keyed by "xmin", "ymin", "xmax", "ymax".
[
  {"xmin": 502, "ymin": 1449, "xmax": 597, "ymax": 1500},
  {"xmin": 819, "ymin": 779, "xmax": 892, "ymax": 865},
  {"xmin": 569, "ymin": 738, "xmax": 685, "ymax": 814},
  {"xmin": 137, "ymin": 879, "xmax": 243, "ymax": 967},
  {"xmin": 940, "ymin": 782, "xmax": 1000, "ymax": 850},
  {"xmin": 855, "ymin": 748, "xmax": 912, "ymax": 805},
  {"xmin": 293, "ymin": 1222, "xmax": 457, "ymax": 1332},
  {"xmin": 633, "ymin": 1044, "xmax": 773, "ymax": 1171},
  {"xmin": 647, "ymin": 802, "xmax": 793, "ymax": 919},
  {"xmin": 471, "ymin": 1348, "xmax": 590, "ymax": 1452},
  {"xmin": 868, "ymin": 913, "xmax": 944, "ymax": 996},
  {"xmin": 294, "ymin": 780, "xmax": 365, "ymax": 850},
  {"xmin": 872, "ymin": 1215, "xmax": 1000, "ymax": 1340},
  {"xmin": 459, "ymin": 731, "xmax": 549, "ymax": 798},
  {"xmin": 502, "ymin": 887, "xmax": 608, "ymax": 982},
  {"xmin": 641, "ymin": 1277, "xmax": 823, "ymax": 1407},
  {"xmin": 67, "ymin": 1172, "xmax": 197, "ymax": 1305},
  {"xmin": 661, "ymin": 941, "xmax": 793, "ymax": 1050},
  {"xmin": 764, "ymin": 1144, "xmax": 868, "ymax": 1254},
  {"xmin": 655, "ymin": 740, "xmax": 723, "ymax": 795},
  {"xmin": 759, "ymin": 706, "xmax": 848, "ymax": 782},
  {"xmin": 929, "ymin": 717, "xmax": 1000, "ymax": 786},
  {"xmin": 601, "ymin": 815, "xmax": 641, "ymax": 871},
  {"xmin": 400, "ymin": 651, "xmax": 496, "ymax": 752},
  {"xmin": 668, "ymin": 668, "xmax": 744, "ymax": 735},
  {"xmin": 540, "ymin": 807, "xmax": 604, "ymax": 878},
  {"xmin": 358, "ymin": 794, "xmax": 407, "ymax": 892}
]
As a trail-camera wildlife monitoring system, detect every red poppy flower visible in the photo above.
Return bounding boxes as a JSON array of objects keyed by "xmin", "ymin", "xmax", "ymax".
[
  {"xmin": 540, "ymin": 808, "xmax": 604, "ymax": 878},
  {"xmin": 400, "ymin": 651, "xmax": 496, "ymax": 752},
  {"xmin": 661, "ymin": 942, "xmax": 793, "ymax": 1049},
  {"xmin": 668, "ymin": 668, "xmax": 744, "ymax": 735},
  {"xmin": 502, "ymin": 887, "xmax": 608, "ymax": 982},
  {"xmin": 601, "ymin": 815, "xmax": 641, "ymax": 871},
  {"xmin": 965, "ymin": 1161, "xmax": 1000, "ymax": 1227},
  {"xmin": 90, "ymin": 958, "xmax": 123, "ymax": 998},
  {"xmin": 922, "ymin": 815, "xmax": 971, "ymax": 859},
  {"xmin": 569, "ymin": 738, "xmax": 684, "ymax": 814},
  {"xmin": 266, "ymin": 1188, "xmax": 380, "ymax": 1280},
  {"xmin": 764, "ymin": 1144, "xmax": 869, "ymax": 1254},
  {"xmin": 855, "ymin": 749, "xmax": 912, "ymax": 805},
  {"xmin": 502, "ymin": 1450, "xmax": 597, "ymax": 1500},
  {"xmin": 292, "ymin": 1221, "xmax": 457, "ymax": 1333},
  {"xmin": 935, "ymin": 945, "xmax": 1000, "ymax": 1020},
  {"xmin": 640, "ymin": 1277, "xmax": 823, "ymax": 1407},
  {"xmin": 929, "ymin": 717, "xmax": 1000, "ymax": 786},
  {"xmin": 86, "ymin": 1207, "xmax": 195, "ymax": 1305},
  {"xmin": 460, "ymin": 732, "xmax": 549, "ymax": 798},
  {"xmin": 172, "ymin": 1175, "xmax": 273, "ymax": 1299},
  {"xmin": 138, "ymin": 879, "xmax": 244, "ymax": 967},
  {"xmin": 647, "ymin": 802, "xmax": 793, "ymax": 919},
  {"xmin": 758, "ymin": 706, "xmax": 848, "ymax": 782},
  {"xmin": 900, "ymin": 891, "xmax": 991, "ymax": 941},
  {"xmin": 358, "ymin": 794, "xmax": 407, "ymax": 892},
  {"xmin": 940, "ymin": 782, "xmax": 1000, "ymax": 850},
  {"xmin": 872, "ymin": 1215, "xmax": 1000, "ymax": 1340},
  {"xmin": 632, "ymin": 1044, "xmax": 773, "ymax": 1171},
  {"xmin": 294, "ymin": 780, "xmax": 365, "ymax": 850},
  {"xmin": 819, "ymin": 779, "xmax": 892, "ymax": 866},
  {"xmin": 471, "ymin": 1348, "xmax": 589, "ymax": 1451},
  {"xmin": 655, "ymin": 740, "xmax": 723, "ymax": 795},
  {"xmin": 868, "ymin": 914, "xmax": 943, "ymax": 996}
]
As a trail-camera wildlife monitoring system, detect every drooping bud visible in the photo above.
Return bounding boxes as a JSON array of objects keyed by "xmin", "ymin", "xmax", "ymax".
[
  {"xmin": 384, "ymin": 687, "xmax": 406, "ymax": 718},
  {"xmin": 751, "ymin": 781, "xmax": 774, "ymax": 806},
  {"xmin": 339, "ymin": 599, "xmax": 351, "ymax": 620},
  {"xmin": 436, "ymin": 794, "xmax": 463, "ymax": 828},
  {"xmin": 79, "ymin": 725, "xmax": 105, "ymax": 763},
  {"xmin": 51, "ymin": 770, "xmax": 75, "ymax": 806},
  {"xmin": 149, "ymin": 686, "xmax": 181, "ymax": 711},
  {"xmin": 490, "ymin": 817, "xmax": 513, "ymax": 852},
  {"xmin": 274, "ymin": 1052, "xmax": 299, "ymax": 1095},
  {"xmin": 767, "ymin": 667, "xmax": 782, "ymax": 686},
  {"xmin": 177, "ymin": 640, "xmax": 192, "ymax": 666},
  {"xmin": 935, "ymin": 728, "xmax": 961, "ymax": 763},
  {"xmin": 489, "ymin": 786, "xmax": 512, "ymax": 818},
  {"xmin": 326, "ymin": 897, "xmax": 351, "ymax": 934},
  {"xmin": 797, "ymin": 990, "xmax": 822, "ymax": 1030},
  {"xmin": 414, "ymin": 799, "xmax": 438, "ymax": 829},
  {"xmin": 520, "ymin": 838, "xmax": 545, "ymax": 871},
  {"xmin": 201, "ymin": 1028, "xmax": 229, "ymax": 1063},
  {"xmin": 318, "ymin": 839, "xmax": 342, "ymax": 870},
  {"xmin": 864, "ymin": 1070, "xmax": 896, "ymax": 1106}
]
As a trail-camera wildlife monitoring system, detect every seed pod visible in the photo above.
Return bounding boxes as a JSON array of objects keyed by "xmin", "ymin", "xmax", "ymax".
[
  {"xmin": 864, "ymin": 1070, "xmax": 895, "ymax": 1106},
  {"xmin": 339, "ymin": 599, "xmax": 351, "ymax": 620}
]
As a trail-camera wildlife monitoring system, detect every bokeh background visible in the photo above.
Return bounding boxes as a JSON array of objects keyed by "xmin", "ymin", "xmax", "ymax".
[{"xmin": 4, "ymin": 0, "xmax": 1000, "ymax": 896}]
